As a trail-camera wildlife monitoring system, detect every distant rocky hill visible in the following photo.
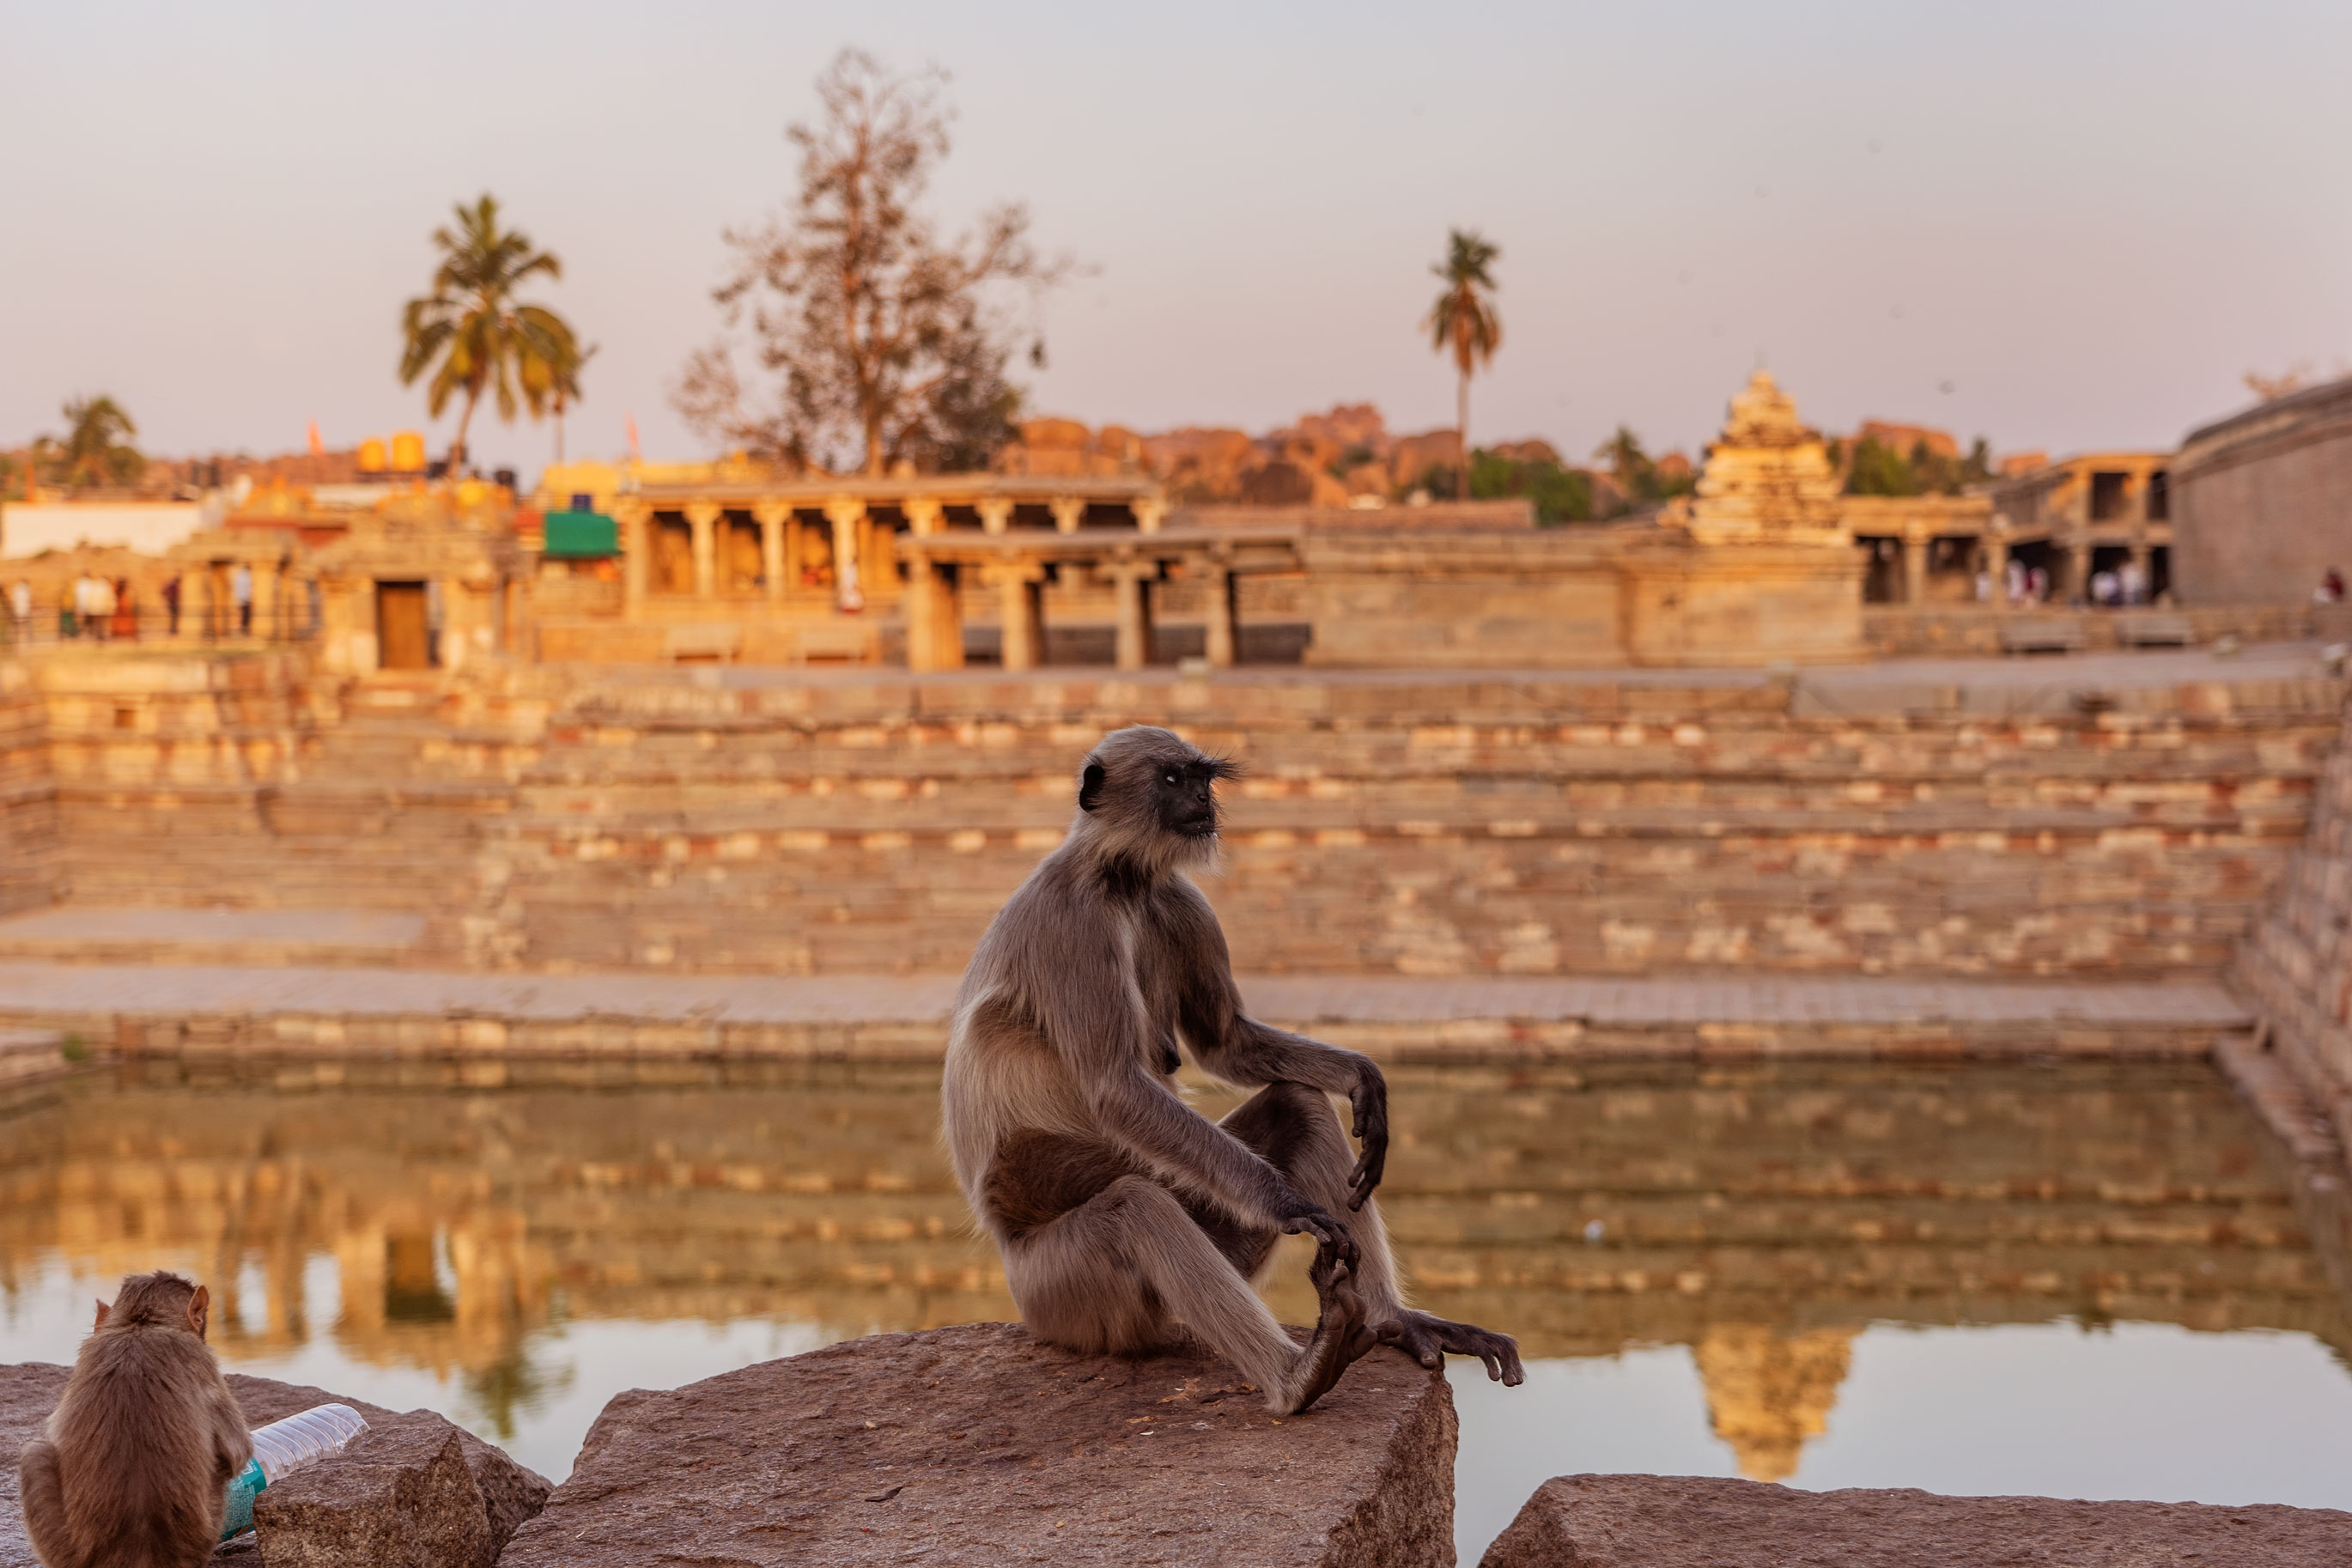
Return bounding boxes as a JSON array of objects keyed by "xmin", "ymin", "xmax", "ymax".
[{"xmin": 992, "ymin": 403, "xmax": 1593, "ymax": 507}]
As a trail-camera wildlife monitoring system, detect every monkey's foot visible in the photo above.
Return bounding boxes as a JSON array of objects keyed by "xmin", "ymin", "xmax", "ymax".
[
  {"xmin": 1279, "ymin": 1257, "xmax": 1380, "ymax": 1415},
  {"xmin": 1378, "ymin": 1309, "xmax": 1525, "ymax": 1385}
]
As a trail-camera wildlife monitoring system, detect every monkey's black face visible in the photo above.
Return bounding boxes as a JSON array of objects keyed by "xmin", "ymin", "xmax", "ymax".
[{"xmin": 1153, "ymin": 758, "xmax": 1223, "ymax": 839}]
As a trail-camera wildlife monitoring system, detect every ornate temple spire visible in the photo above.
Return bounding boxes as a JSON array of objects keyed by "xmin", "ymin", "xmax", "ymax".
[{"xmin": 1683, "ymin": 370, "xmax": 1849, "ymax": 546}]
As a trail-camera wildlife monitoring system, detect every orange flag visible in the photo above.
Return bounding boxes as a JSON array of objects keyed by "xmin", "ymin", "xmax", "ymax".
[{"xmin": 307, "ymin": 421, "xmax": 324, "ymax": 457}]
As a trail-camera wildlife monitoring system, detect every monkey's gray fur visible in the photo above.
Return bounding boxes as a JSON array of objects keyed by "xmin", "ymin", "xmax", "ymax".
[
  {"xmin": 18, "ymin": 1271, "xmax": 253, "ymax": 1568},
  {"xmin": 944, "ymin": 725, "xmax": 1523, "ymax": 1413}
]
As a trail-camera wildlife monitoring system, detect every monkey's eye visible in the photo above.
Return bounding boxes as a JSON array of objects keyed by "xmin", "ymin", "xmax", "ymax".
[{"xmin": 1164, "ymin": 771, "xmax": 1180, "ymax": 785}]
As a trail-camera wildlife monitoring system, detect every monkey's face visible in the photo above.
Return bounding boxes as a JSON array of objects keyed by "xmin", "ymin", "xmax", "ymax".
[{"xmin": 1152, "ymin": 757, "xmax": 1224, "ymax": 840}]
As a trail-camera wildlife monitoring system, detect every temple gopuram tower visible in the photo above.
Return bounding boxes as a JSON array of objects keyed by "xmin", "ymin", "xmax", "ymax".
[{"xmin": 1622, "ymin": 370, "xmax": 1865, "ymax": 665}]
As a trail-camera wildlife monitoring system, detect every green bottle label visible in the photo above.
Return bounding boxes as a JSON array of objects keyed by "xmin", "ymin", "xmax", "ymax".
[{"xmin": 220, "ymin": 1456, "xmax": 267, "ymax": 1540}]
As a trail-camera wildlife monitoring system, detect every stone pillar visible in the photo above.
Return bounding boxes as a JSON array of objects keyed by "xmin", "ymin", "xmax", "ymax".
[
  {"xmin": 1049, "ymin": 496, "xmax": 1087, "ymax": 535},
  {"xmin": 1109, "ymin": 554, "xmax": 1158, "ymax": 672},
  {"xmin": 1130, "ymin": 497, "xmax": 1168, "ymax": 535},
  {"xmin": 977, "ymin": 497, "xmax": 1013, "ymax": 537},
  {"xmin": 617, "ymin": 501, "xmax": 650, "ymax": 619},
  {"xmin": 903, "ymin": 497, "xmax": 945, "ymax": 537},
  {"xmin": 824, "ymin": 498, "xmax": 867, "ymax": 611},
  {"xmin": 988, "ymin": 560, "xmax": 1047, "ymax": 672},
  {"xmin": 1901, "ymin": 535, "xmax": 1927, "ymax": 605},
  {"xmin": 903, "ymin": 552, "xmax": 965, "ymax": 673},
  {"xmin": 1201, "ymin": 558, "xmax": 1237, "ymax": 669},
  {"xmin": 685, "ymin": 501, "xmax": 721, "ymax": 599},
  {"xmin": 2063, "ymin": 543, "xmax": 2090, "ymax": 604},
  {"xmin": 253, "ymin": 562, "xmax": 279, "ymax": 640},
  {"xmin": 1983, "ymin": 536, "xmax": 2010, "ymax": 610},
  {"xmin": 753, "ymin": 501, "xmax": 790, "ymax": 605}
]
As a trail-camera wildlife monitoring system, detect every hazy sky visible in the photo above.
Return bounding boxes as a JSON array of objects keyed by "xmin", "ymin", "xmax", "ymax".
[{"xmin": 6, "ymin": 0, "xmax": 2349, "ymax": 478}]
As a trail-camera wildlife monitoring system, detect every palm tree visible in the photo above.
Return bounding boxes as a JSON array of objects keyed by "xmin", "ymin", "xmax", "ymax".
[
  {"xmin": 1425, "ymin": 229, "xmax": 1503, "ymax": 467},
  {"xmin": 399, "ymin": 195, "xmax": 580, "ymax": 473},
  {"xmin": 49, "ymin": 395, "xmax": 144, "ymax": 489}
]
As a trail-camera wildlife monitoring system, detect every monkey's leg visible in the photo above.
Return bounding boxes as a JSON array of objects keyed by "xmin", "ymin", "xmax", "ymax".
[
  {"xmin": 18, "ymin": 1438, "xmax": 88, "ymax": 1568},
  {"xmin": 1221, "ymin": 1081, "xmax": 1525, "ymax": 1387},
  {"xmin": 1219, "ymin": 1082, "xmax": 1408, "ymax": 1320},
  {"xmin": 1010, "ymin": 1174, "xmax": 1371, "ymax": 1414}
]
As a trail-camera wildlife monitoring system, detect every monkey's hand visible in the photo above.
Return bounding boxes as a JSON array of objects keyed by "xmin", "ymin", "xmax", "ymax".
[
  {"xmin": 1346, "ymin": 1065, "xmax": 1389, "ymax": 1211},
  {"xmin": 1274, "ymin": 1194, "xmax": 1358, "ymax": 1270},
  {"xmin": 1378, "ymin": 1310, "xmax": 1525, "ymax": 1386}
]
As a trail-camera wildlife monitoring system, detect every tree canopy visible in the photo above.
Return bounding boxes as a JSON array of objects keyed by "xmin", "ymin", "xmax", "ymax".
[
  {"xmin": 677, "ymin": 49, "xmax": 1068, "ymax": 475},
  {"xmin": 1591, "ymin": 425, "xmax": 1693, "ymax": 510},
  {"xmin": 44, "ymin": 395, "xmax": 144, "ymax": 489},
  {"xmin": 399, "ymin": 194, "xmax": 582, "ymax": 471},
  {"xmin": 1834, "ymin": 434, "xmax": 1993, "ymax": 495}
]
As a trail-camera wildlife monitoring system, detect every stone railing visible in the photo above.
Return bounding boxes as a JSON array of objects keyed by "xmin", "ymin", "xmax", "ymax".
[{"xmin": 2234, "ymin": 694, "xmax": 2352, "ymax": 1153}]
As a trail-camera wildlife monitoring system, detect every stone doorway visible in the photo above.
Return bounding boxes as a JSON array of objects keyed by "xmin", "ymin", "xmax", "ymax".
[{"xmin": 375, "ymin": 580, "xmax": 433, "ymax": 670}]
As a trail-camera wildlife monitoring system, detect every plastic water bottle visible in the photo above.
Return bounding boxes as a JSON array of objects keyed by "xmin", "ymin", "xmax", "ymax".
[{"xmin": 219, "ymin": 1404, "xmax": 371, "ymax": 1540}]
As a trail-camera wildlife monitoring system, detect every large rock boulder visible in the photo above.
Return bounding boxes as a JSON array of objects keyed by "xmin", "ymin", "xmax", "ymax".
[
  {"xmin": 501, "ymin": 1322, "xmax": 1455, "ymax": 1568},
  {"xmin": 0, "ymin": 1363, "xmax": 548, "ymax": 1568},
  {"xmin": 1478, "ymin": 1474, "xmax": 2352, "ymax": 1567}
]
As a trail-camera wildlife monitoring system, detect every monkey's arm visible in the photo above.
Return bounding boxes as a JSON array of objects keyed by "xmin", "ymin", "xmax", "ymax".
[
  {"xmin": 1159, "ymin": 882, "xmax": 1391, "ymax": 1209},
  {"xmin": 209, "ymin": 1386, "xmax": 254, "ymax": 1482},
  {"xmin": 1029, "ymin": 928, "xmax": 1354, "ymax": 1254}
]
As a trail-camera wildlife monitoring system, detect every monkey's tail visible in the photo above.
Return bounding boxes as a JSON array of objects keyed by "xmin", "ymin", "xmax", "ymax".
[{"xmin": 18, "ymin": 1438, "xmax": 90, "ymax": 1568}]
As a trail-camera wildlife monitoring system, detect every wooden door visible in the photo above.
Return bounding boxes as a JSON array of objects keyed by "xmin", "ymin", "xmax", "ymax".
[{"xmin": 376, "ymin": 580, "xmax": 431, "ymax": 670}]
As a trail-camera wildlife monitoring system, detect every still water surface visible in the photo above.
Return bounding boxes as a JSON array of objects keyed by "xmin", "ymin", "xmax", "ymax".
[{"xmin": 4, "ymin": 1058, "xmax": 2350, "ymax": 1560}]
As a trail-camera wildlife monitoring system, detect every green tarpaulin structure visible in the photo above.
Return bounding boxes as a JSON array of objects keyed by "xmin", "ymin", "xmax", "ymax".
[{"xmin": 542, "ymin": 511, "xmax": 619, "ymax": 557}]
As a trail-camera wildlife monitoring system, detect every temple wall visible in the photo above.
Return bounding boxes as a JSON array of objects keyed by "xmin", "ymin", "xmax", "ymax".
[
  {"xmin": 2172, "ymin": 380, "xmax": 2352, "ymax": 607},
  {"xmin": 1292, "ymin": 535, "xmax": 1630, "ymax": 668}
]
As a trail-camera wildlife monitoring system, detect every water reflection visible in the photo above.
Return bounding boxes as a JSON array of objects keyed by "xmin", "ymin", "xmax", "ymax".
[{"xmin": 3, "ymin": 1058, "xmax": 2349, "ymax": 1547}]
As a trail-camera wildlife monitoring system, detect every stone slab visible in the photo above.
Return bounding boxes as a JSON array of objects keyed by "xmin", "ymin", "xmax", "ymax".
[
  {"xmin": 0, "ymin": 1363, "xmax": 548, "ymax": 1568},
  {"xmin": 500, "ymin": 1322, "xmax": 1456, "ymax": 1568},
  {"xmin": 1476, "ymin": 1474, "xmax": 2352, "ymax": 1567},
  {"xmin": 250, "ymin": 1419, "xmax": 492, "ymax": 1568}
]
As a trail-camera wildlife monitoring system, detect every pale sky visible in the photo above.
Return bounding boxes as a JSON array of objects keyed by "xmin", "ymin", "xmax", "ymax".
[{"xmin": 5, "ymin": 0, "xmax": 2349, "ymax": 480}]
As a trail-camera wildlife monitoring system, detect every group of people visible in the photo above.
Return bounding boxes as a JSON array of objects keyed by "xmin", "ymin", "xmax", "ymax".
[
  {"xmin": 0, "ymin": 566, "xmax": 275, "ymax": 646},
  {"xmin": 1974, "ymin": 556, "xmax": 2153, "ymax": 609},
  {"xmin": 3, "ymin": 572, "xmax": 203, "ymax": 645}
]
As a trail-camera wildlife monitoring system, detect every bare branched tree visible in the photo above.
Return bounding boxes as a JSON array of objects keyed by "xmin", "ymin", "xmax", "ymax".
[{"xmin": 678, "ymin": 49, "xmax": 1069, "ymax": 475}]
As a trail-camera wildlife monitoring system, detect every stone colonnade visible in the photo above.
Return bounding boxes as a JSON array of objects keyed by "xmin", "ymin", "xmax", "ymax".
[
  {"xmin": 609, "ymin": 483, "xmax": 1170, "ymax": 628},
  {"xmin": 898, "ymin": 526, "xmax": 1288, "ymax": 673}
]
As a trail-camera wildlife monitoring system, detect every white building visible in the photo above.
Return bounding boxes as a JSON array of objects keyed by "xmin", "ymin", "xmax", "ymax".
[{"xmin": 0, "ymin": 501, "xmax": 218, "ymax": 559}]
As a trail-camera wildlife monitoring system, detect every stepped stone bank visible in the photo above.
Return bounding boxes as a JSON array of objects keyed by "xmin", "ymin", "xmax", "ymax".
[{"xmin": 0, "ymin": 646, "xmax": 2341, "ymax": 988}]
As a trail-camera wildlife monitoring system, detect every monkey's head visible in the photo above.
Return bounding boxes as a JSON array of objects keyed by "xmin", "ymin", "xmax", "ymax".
[
  {"xmin": 95, "ymin": 1270, "xmax": 210, "ymax": 1341},
  {"xmin": 1073, "ymin": 726, "xmax": 1238, "ymax": 872}
]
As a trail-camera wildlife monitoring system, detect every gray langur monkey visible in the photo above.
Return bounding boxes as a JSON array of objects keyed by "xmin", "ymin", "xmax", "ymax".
[
  {"xmin": 18, "ymin": 1271, "xmax": 252, "ymax": 1568},
  {"xmin": 944, "ymin": 725, "xmax": 1524, "ymax": 1413}
]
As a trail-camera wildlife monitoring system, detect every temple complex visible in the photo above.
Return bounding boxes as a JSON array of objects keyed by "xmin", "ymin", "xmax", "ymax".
[{"xmin": 1, "ymin": 371, "xmax": 2334, "ymax": 678}]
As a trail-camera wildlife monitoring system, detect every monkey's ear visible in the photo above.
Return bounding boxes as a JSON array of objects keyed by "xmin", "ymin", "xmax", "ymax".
[
  {"xmin": 186, "ymin": 1285, "xmax": 210, "ymax": 1340},
  {"xmin": 1079, "ymin": 763, "xmax": 1107, "ymax": 813},
  {"xmin": 93, "ymin": 1299, "xmax": 109, "ymax": 1332}
]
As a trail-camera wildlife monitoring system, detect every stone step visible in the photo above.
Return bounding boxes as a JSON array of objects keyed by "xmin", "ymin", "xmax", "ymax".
[
  {"xmin": 0, "ymin": 906, "xmax": 434, "ymax": 968},
  {"xmin": 0, "ymin": 1024, "xmax": 70, "ymax": 1086},
  {"xmin": 0, "ymin": 963, "xmax": 2253, "ymax": 1065}
]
